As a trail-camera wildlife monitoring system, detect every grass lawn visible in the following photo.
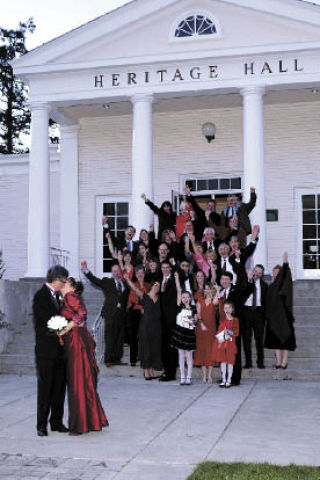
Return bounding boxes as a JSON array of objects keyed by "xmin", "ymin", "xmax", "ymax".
[{"xmin": 188, "ymin": 462, "xmax": 320, "ymax": 480}]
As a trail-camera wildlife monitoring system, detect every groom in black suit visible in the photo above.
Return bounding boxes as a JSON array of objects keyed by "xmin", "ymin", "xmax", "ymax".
[{"xmin": 33, "ymin": 265, "xmax": 69, "ymax": 437}]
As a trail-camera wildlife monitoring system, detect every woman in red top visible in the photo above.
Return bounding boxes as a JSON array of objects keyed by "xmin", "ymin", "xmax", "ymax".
[
  {"xmin": 212, "ymin": 299, "xmax": 239, "ymax": 388},
  {"xmin": 60, "ymin": 278, "xmax": 108, "ymax": 435}
]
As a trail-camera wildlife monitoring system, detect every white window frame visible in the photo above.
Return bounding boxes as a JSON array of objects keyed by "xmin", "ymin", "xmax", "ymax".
[
  {"xmin": 95, "ymin": 195, "xmax": 130, "ymax": 278},
  {"xmin": 179, "ymin": 173, "xmax": 243, "ymax": 198},
  {"xmin": 169, "ymin": 10, "xmax": 222, "ymax": 43},
  {"xmin": 295, "ymin": 188, "xmax": 320, "ymax": 280}
]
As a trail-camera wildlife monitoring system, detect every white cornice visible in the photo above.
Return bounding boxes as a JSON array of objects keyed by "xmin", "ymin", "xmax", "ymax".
[{"xmin": 13, "ymin": 41, "xmax": 320, "ymax": 80}]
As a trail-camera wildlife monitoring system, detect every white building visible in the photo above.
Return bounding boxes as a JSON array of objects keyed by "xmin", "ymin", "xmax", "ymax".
[{"xmin": 1, "ymin": 0, "xmax": 320, "ymax": 280}]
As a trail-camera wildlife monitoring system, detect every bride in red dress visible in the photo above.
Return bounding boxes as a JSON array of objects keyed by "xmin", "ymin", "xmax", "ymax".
[{"xmin": 60, "ymin": 278, "xmax": 108, "ymax": 435}]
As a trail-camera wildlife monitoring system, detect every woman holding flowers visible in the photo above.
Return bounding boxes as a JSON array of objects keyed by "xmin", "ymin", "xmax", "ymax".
[{"xmin": 60, "ymin": 278, "xmax": 108, "ymax": 435}]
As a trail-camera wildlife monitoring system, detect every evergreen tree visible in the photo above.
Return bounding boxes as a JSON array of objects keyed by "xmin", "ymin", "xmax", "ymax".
[
  {"xmin": 0, "ymin": 250, "xmax": 5, "ymax": 279},
  {"xmin": 0, "ymin": 18, "xmax": 35, "ymax": 154}
]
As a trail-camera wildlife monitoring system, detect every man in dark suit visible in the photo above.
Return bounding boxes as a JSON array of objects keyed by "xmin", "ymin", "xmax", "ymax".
[
  {"xmin": 228, "ymin": 225, "xmax": 260, "ymax": 265},
  {"xmin": 102, "ymin": 218, "xmax": 139, "ymax": 259},
  {"xmin": 159, "ymin": 261, "xmax": 178, "ymax": 381},
  {"xmin": 33, "ymin": 265, "xmax": 69, "ymax": 437},
  {"xmin": 242, "ymin": 264, "xmax": 268, "ymax": 369},
  {"xmin": 220, "ymin": 188, "xmax": 257, "ymax": 237},
  {"xmin": 81, "ymin": 261, "xmax": 128, "ymax": 366},
  {"xmin": 218, "ymin": 270, "xmax": 253, "ymax": 385}
]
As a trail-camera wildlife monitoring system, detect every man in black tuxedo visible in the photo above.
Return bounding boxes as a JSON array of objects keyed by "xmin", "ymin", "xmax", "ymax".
[
  {"xmin": 159, "ymin": 261, "xmax": 178, "ymax": 381},
  {"xmin": 33, "ymin": 265, "xmax": 69, "ymax": 437},
  {"xmin": 242, "ymin": 265, "xmax": 268, "ymax": 369},
  {"xmin": 81, "ymin": 261, "xmax": 128, "ymax": 366}
]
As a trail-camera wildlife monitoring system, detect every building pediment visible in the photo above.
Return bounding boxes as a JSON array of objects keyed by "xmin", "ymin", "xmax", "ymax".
[{"xmin": 12, "ymin": 0, "xmax": 320, "ymax": 76}]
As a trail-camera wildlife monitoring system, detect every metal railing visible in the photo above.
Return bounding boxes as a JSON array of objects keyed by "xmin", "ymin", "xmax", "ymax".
[
  {"xmin": 50, "ymin": 247, "xmax": 70, "ymax": 268},
  {"xmin": 92, "ymin": 305, "xmax": 104, "ymax": 365}
]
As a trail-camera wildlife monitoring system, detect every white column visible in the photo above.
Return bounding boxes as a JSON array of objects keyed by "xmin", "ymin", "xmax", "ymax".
[
  {"xmin": 240, "ymin": 86, "xmax": 268, "ymax": 271},
  {"xmin": 59, "ymin": 125, "xmax": 80, "ymax": 277},
  {"xmin": 25, "ymin": 102, "xmax": 50, "ymax": 278},
  {"xmin": 131, "ymin": 94, "xmax": 154, "ymax": 234}
]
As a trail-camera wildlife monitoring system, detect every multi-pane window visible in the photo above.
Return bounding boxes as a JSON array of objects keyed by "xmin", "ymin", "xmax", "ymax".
[
  {"xmin": 185, "ymin": 177, "xmax": 241, "ymax": 192},
  {"xmin": 175, "ymin": 15, "xmax": 217, "ymax": 38},
  {"xmin": 302, "ymin": 194, "xmax": 320, "ymax": 270},
  {"xmin": 102, "ymin": 202, "xmax": 129, "ymax": 273}
]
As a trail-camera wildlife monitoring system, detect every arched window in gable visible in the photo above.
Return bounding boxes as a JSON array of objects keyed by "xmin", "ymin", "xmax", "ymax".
[{"xmin": 175, "ymin": 14, "xmax": 217, "ymax": 38}]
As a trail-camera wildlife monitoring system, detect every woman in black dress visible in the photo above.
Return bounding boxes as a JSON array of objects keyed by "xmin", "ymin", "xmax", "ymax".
[
  {"xmin": 124, "ymin": 275, "xmax": 162, "ymax": 380},
  {"xmin": 264, "ymin": 252, "xmax": 296, "ymax": 369},
  {"xmin": 141, "ymin": 193, "xmax": 176, "ymax": 240}
]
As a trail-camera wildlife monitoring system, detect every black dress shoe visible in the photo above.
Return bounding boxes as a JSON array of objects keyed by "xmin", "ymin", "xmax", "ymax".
[
  {"xmin": 51, "ymin": 424, "xmax": 69, "ymax": 433},
  {"xmin": 231, "ymin": 381, "xmax": 240, "ymax": 386},
  {"xmin": 257, "ymin": 364, "xmax": 265, "ymax": 369},
  {"xmin": 158, "ymin": 375, "xmax": 175, "ymax": 382},
  {"xmin": 243, "ymin": 364, "xmax": 252, "ymax": 369},
  {"xmin": 37, "ymin": 429, "xmax": 48, "ymax": 437}
]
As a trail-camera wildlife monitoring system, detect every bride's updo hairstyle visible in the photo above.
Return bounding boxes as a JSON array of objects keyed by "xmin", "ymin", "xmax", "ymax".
[{"xmin": 68, "ymin": 277, "xmax": 84, "ymax": 295}]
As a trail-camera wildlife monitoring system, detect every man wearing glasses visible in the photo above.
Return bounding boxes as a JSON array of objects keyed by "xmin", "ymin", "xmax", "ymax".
[{"xmin": 33, "ymin": 265, "xmax": 69, "ymax": 437}]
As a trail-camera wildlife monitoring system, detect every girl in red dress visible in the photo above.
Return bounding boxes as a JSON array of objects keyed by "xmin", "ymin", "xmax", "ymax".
[
  {"xmin": 212, "ymin": 300, "xmax": 239, "ymax": 388},
  {"xmin": 194, "ymin": 284, "xmax": 217, "ymax": 384},
  {"xmin": 60, "ymin": 278, "xmax": 108, "ymax": 435}
]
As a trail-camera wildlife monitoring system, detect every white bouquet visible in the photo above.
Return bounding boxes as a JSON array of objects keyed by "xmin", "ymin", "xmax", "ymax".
[{"xmin": 47, "ymin": 315, "xmax": 68, "ymax": 333}]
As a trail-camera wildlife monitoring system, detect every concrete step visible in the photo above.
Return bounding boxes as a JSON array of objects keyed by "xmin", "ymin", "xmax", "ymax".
[{"xmin": 294, "ymin": 297, "xmax": 320, "ymax": 307}]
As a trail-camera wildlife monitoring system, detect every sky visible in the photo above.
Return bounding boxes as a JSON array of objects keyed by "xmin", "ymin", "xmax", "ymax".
[
  {"xmin": 2, "ymin": 0, "xmax": 320, "ymax": 51},
  {"xmin": 1, "ymin": 0, "xmax": 132, "ymax": 51}
]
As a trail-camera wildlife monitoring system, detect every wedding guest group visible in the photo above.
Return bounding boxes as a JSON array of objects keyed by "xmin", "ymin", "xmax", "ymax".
[{"xmin": 80, "ymin": 185, "xmax": 296, "ymax": 387}]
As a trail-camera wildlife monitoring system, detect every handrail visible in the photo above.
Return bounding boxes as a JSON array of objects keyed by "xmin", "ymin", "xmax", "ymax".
[
  {"xmin": 91, "ymin": 305, "xmax": 104, "ymax": 365},
  {"xmin": 50, "ymin": 247, "xmax": 70, "ymax": 269}
]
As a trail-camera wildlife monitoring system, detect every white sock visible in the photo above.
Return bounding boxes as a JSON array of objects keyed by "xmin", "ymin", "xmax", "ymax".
[
  {"xmin": 220, "ymin": 362, "xmax": 227, "ymax": 383},
  {"xmin": 186, "ymin": 350, "xmax": 193, "ymax": 380},
  {"xmin": 178, "ymin": 349, "xmax": 186, "ymax": 380},
  {"xmin": 227, "ymin": 364, "xmax": 233, "ymax": 384}
]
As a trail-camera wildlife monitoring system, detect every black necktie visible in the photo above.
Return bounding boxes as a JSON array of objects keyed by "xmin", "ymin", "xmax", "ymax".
[
  {"xmin": 222, "ymin": 260, "xmax": 227, "ymax": 272},
  {"xmin": 252, "ymin": 282, "xmax": 257, "ymax": 307}
]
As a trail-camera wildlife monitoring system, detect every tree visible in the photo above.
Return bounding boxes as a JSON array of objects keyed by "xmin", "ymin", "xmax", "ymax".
[
  {"xmin": 0, "ymin": 250, "xmax": 5, "ymax": 279},
  {"xmin": 0, "ymin": 18, "xmax": 35, "ymax": 154}
]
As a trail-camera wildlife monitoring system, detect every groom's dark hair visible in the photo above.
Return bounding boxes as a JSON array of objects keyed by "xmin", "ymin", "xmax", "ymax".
[{"xmin": 46, "ymin": 265, "xmax": 69, "ymax": 283}]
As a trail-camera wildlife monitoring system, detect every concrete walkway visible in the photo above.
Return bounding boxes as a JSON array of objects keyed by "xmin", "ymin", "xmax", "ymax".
[{"xmin": 0, "ymin": 375, "xmax": 319, "ymax": 480}]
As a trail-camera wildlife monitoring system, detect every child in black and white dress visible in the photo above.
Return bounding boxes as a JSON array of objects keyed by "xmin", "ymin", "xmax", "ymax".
[{"xmin": 171, "ymin": 272, "xmax": 198, "ymax": 385}]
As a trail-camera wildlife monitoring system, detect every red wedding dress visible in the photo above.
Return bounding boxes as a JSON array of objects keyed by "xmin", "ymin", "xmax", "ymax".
[{"xmin": 61, "ymin": 292, "xmax": 108, "ymax": 434}]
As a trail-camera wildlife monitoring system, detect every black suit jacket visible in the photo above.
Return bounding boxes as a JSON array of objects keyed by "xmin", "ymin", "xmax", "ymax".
[
  {"xmin": 116, "ymin": 238, "xmax": 139, "ymax": 258},
  {"xmin": 220, "ymin": 191, "xmax": 257, "ymax": 234},
  {"xmin": 85, "ymin": 272, "xmax": 128, "ymax": 318},
  {"xmin": 33, "ymin": 285, "xmax": 63, "ymax": 359},
  {"xmin": 160, "ymin": 275, "xmax": 178, "ymax": 329},
  {"xmin": 242, "ymin": 278, "xmax": 268, "ymax": 312},
  {"xmin": 215, "ymin": 256, "xmax": 246, "ymax": 285},
  {"xmin": 229, "ymin": 240, "xmax": 258, "ymax": 265}
]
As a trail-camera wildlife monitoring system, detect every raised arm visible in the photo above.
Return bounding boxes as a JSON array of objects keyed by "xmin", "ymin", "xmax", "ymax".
[
  {"xmin": 123, "ymin": 274, "xmax": 143, "ymax": 299},
  {"xmin": 81, "ymin": 261, "xmax": 104, "ymax": 288},
  {"xmin": 174, "ymin": 271, "xmax": 182, "ymax": 306},
  {"xmin": 105, "ymin": 232, "xmax": 118, "ymax": 259},
  {"xmin": 185, "ymin": 185, "xmax": 206, "ymax": 223},
  {"xmin": 141, "ymin": 194, "xmax": 161, "ymax": 215},
  {"xmin": 242, "ymin": 187, "xmax": 257, "ymax": 214}
]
